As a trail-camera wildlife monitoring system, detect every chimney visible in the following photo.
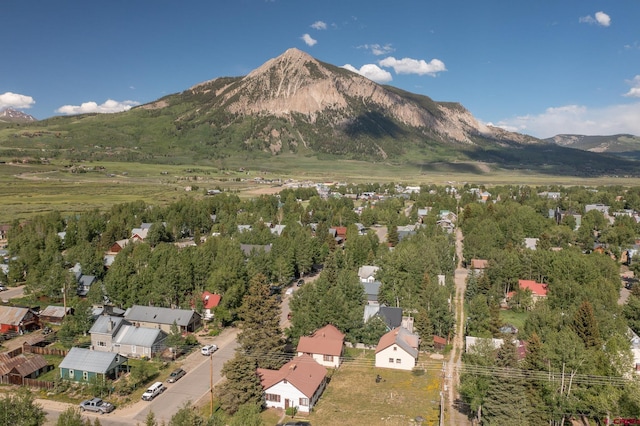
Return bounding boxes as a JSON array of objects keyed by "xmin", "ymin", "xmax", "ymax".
[
  {"xmin": 289, "ymin": 364, "xmax": 297, "ymax": 371},
  {"xmin": 107, "ymin": 319, "xmax": 113, "ymax": 332}
]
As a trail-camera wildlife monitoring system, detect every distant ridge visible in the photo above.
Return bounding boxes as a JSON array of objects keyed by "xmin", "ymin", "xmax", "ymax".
[
  {"xmin": 0, "ymin": 48, "xmax": 638, "ymax": 177},
  {"xmin": 0, "ymin": 108, "xmax": 37, "ymax": 123},
  {"xmin": 546, "ymin": 134, "xmax": 640, "ymax": 161}
]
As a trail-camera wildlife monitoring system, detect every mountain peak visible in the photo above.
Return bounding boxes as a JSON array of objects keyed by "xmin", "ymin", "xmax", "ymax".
[{"xmin": 0, "ymin": 108, "xmax": 37, "ymax": 123}]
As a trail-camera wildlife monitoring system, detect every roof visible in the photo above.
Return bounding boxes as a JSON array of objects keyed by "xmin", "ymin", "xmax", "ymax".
[
  {"xmin": 39, "ymin": 305, "xmax": 70, "ymax": 319},
  {"xmin": 113, "ymin": 324, "xmax": 167, "ymax": 348},
  {"xmin": 202, "ymin": 291, "xmax": 221, "ymax": 309},
  {"xmin": 518, "ymin": 279, "xmax": 548, "ymax": 297},
  {"xmin": 296, "ymin": 324, "xmax": 345, "ymax": 357},
  {"xmin": 470, "ymin": 259, "xmax": 488, "ymax": 269},
  {"xmin": 0, "ymin": 306, "xmax": 32, "ymax": 326},
  {"xmin": 124, "ymin": 305, "xmax": 200, "ymax": 327},
  {"xmin": 258, "ymin": 354, "xmax": 327, "ymax": 398},
  {"xmin": 90, "ymin": 315, "xmax": 125, "ymax": 335},
  {"xmin": 363, "ymin": 281, "xmax": 381, "ymax": 300},
  {"xmin": 59, "ymin": 347, "xmax": 124, "ymax": 373},
  {"xmin": 357, "ymin": 265, "xmax": 379, "ymax": 281},
  {"xmin": 0, "ymin": 353, "xmax": 48, "ymax": 377},
  {"xmin": 375, "ymin": 327, "xmax": 419, "ymax": 359},
  {"xmin": 240, "ymin": 244, "xmax": 272, "ymax": 256},
  {"xmin": 378, "ymin": 306, "xmax": 403, "ymax": 329}
]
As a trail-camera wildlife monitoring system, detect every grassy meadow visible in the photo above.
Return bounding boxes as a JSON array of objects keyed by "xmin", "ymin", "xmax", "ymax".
[
  {"xmin": 2, "ymin": 157, "xmax": 640, "ymax": 223},
  {"xmin": 306, "ymin": 361, "xmax": 442, "ymax": 426}
]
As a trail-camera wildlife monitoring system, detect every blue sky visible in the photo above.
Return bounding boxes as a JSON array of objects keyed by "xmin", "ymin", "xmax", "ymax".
[{"xmin": 1, "ymin": 0, "xmax": 639, "ymax": 138}]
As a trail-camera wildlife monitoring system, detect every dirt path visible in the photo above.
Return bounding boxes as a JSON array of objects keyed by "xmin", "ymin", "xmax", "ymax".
[{"xmin": 445, "ymin": 227, "xmax": 470, "ymax": 425}]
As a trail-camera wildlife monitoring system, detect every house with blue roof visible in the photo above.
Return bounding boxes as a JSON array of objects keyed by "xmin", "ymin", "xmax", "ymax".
[{"xmin": 59, "ymin": 347, "xmax": 128, "ymax": 382}]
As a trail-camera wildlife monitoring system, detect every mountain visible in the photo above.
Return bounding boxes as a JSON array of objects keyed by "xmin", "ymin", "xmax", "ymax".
[
  {"xmin": 0, "ymin": 48, "xmax": 638, "ymax": 176},
  {"xmin": 0, "ymin": 108, "xmax": 37, "ymax": 123},
  {"xmin": 546, "ymin": 134, "xmax": 640, "ymax": 161}
]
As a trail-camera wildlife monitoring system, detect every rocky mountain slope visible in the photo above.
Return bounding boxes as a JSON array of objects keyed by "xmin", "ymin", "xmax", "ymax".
[
  {"xmin": 546, "ymin": 134, "xmax": 640, "ymax": 160},
  {"xmin": 1, "ymin": 48, "xmax": 637, "ymax": 176},
  {"xmin": 0, "ymin": 108, "xmax": 37, "ymax": 123}
]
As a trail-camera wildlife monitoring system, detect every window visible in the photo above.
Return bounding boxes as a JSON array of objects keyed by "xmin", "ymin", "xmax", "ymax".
[
  {"xmin": 68, "ymin": 369, "xmax": 74, "ymax": 378},
  {"xmin": 82, "ymin": 371, "xmax": 89, "ymax": 381},
  {"xmin": 97, "ymin": 341, "xmax": 106, "ymax": 347},
  {"xmin": 131, "ymin": 345, "xmax": 136, "ymax": 353},
  {"xmin": 393, "ymin": 346, "xmax": 397, "ymax": 351},
  {"xmin": 265, "ymin": 393, "xmax": 281, "ymax": 402},
  {"xmin": 396, "ymin": 359, "xmax": 402, "ymax": 364},
  {"xmin": 323, "ymin": 355, "xmax": 334, "ymax": 362},
  {"xmin": 299, "ymin": 398, "xmax": 309, "ymax": 406},
  {"xmin": 388, "ymin": 358, "xmax": 394, "ymax": 363}
]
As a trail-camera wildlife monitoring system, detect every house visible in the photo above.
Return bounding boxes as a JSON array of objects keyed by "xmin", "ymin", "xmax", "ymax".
[
  {"xmin": 397, "ymin": 224, "xmax": 419, "ymax": 242},
  {"xmin": 375, "ymin": 327, "xmax": 420, "ymax": 371},
  {"xmin": 296, "ymin": 324, "xmax": 345, "ymax": 368},
  {"xmin": 0, "ymin": 306, "xmax": 39, "ymax": 333},
  {"xmin": 363, "ymin": 281, "xmax": 382, "ymax": 305},
  {"xmin": 0, "ymin": 224, "xmax": 11, "ymax": 240},
  {"xmin": 465, "ymin": 336, "xmax": 527, "ymax": 360},
  {"xmin": 108, "ymin": 239, "xmax": 130, "ymax": 254},
  {"xmin": 39, "ymin": 305, "xmax": 73, "ymax": 325},
  {"xmin": 77, "ymin": 274, "xmax": 97, "ymax": 297},
  {"xmin": 0, "ymin": 353, "xmax": 50, "ymax": 381},
  {"xmin": 506, "ymin": 279, "xmax": 548, "ymax": 304},
  {"xmin": 363, "ymin": 305, "xmax": 403, "ymax": 330},
  {"xmin": 433, "ymin": 335, "xmax": 447, "ymax": 351},
  {"xmin": 59, "ymin": 347, "xmax": 128, "ymax": 382},
  {"xmin": 628, "ymin": 328, "xmax": 640, "ymax": 374},
  {"xmin": 357, "ymin": 265, "xmax": 379, "ymax": 283},
  {"xmin": 258, "ymin": 354, "xmax": 328, "ymax": 413},
  {"xmin": 470, "ymin": 259, "xmax": 489, "ymax": 272},
  {"xmin": 90, "ymin": 315, "xmax": 168, "ymax": 358},
  {"xmin": 202, "ymin": 291, "xmax": 222, "ymax": 321},
  {"xmin": 240, "ymin": 244, "xmax": 272, "ymax": 257},
  {"xmin": 124, "ymin": 305, "xmax": 202, "ymax": 333}
]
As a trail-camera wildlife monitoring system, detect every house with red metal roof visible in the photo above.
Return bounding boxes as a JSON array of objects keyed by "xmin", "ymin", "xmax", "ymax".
[
  {"xmin": 506, "ymin": 279, "xmax": 548, "ymax": 305},
  {"xmin": 202, "ymin": 291, "xmax": 221, "ymax": 321},
  {"xmin": 296, "ymin": 324, "xmax": 345, "ymax": 368},
  {"xmin": 375, "ymin": 326, "xmax": 420, "ymax": 371},
  {"xmin": 258, "ymin": 354, "xmax": 328, "ymax": 413}
]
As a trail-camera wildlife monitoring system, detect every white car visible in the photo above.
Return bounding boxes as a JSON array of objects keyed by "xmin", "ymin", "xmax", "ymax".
[{"xmin": 201, "ymin": 344, "xmax": 218, "ymax": 355}]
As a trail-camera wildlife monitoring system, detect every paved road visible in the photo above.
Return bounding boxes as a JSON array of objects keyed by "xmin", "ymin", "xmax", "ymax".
[
  {"xmin": 0, "ymin": 284, "xmax": 25, "ymax": 303},
  {"xmin": 39, "ymin": 328, "xmax": 239, "ymax": 426}
]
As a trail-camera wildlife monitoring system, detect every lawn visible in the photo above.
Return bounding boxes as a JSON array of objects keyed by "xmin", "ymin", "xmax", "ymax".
[
  {"xmin": 499, "ymin": 309, "xmax": 529, "ymax": 331},
  {"xmin": 308, "ymin": 361, "xmax": 441, "ymax": 426}
]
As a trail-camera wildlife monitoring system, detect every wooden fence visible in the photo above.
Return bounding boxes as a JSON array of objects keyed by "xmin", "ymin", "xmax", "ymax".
[
  {"xmin": 0, "ymin": 375, "xmax": 55, "ymax": 390},
  {"xmin": 23, "ymin": 344, "xmax": 68, "ymax": 356}
]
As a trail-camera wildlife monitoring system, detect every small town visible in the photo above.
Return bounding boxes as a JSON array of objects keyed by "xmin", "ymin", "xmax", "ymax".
[{"xmin": 1, "ymin": 182, "xmax": 640, "ymax": 425}]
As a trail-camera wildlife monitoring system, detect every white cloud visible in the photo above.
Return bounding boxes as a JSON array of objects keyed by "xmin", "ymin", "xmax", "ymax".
[
  {"xmin": 493, "ymin": 103, "xmax": 640, "ymax": 138},
  {"xmin": 55, "ymin": 99, "xmax": 139, "ymax": 115},
  {"xmin": 301, "ymin": 33, "xmax": 317, "ymax": 46},
  {"xmin": 311, "ymin": 21, "xmax": 327, "ymax": 30},
  {"xmin": 579, "ymin": 11, "xmax": 611, "ymax": 27},
  {"xmin": 342, "ymin": 64, "xmax": 393, "ymax": 83},
  {"xmin": 379, "ymin": 56, "xmax": 447, "ymax": 76},
  {"xmin": 359, "ymin": 43, "xmax": 395, "ymax": 56},
  {"xmin": 0, "ymin": 92, "xmax": 35, "ymax": 109},
  {"xmin": 623, "ymin": 75, "xmax": 640, "ymax": 98}
]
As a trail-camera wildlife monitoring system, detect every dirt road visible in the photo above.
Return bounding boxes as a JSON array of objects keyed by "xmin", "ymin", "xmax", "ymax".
[{"xmin": 445, "ymin": 227, "xmax": 470, "ymax": 425}]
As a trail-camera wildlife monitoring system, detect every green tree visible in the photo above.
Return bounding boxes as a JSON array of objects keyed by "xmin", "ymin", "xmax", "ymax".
[
  {"xmin": 217, "ymin": 354, "xmax": 264, "ymax": 415},
  {"xmin": 572, "ymin": 300, "xmax": 601, "ymax": 349},
  {"xmin": 228, "ymin": 404, "xmax": 264, "ymax": 426},
  {"xmin": 237, "ymin": 274, "xmax": 285, "ymax": 369},
  {"xmin": 56, "ymin": 406, "xmax": 98, "ymax": 426},
  {"xmin": 0, "ymin": 388, "xmax": 46, "ymax": 426}
]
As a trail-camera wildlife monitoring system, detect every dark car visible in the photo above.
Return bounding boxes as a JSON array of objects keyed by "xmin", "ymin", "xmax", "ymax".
[
  {"xmin": 297, "ymin": 279, "xmax": 305, "ymax": 287},
  {"xmin": 167, "ymin": 368, "xmax": 186, "ymax": 383},
  {"xmin": 277, "ymin": 422, "xmax": 311, "ymax": 426}
]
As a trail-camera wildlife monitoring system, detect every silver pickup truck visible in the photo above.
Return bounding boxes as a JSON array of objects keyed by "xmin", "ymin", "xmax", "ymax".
[{"xmin": 79, "ymin": 397, "xmax": 115, "ymax": 414}]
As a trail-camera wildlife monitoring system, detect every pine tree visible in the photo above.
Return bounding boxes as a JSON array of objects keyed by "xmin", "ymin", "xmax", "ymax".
[
  {"xmin": 217, "ymin": 354, "xmax": 264, "ymax": 415},
  {"xmin": 572, "ymin": 300, "xmax": 601, "ymax": 348},
  {"xmin": 237, "ymin": 273, "xmax": 285, "ymax": 369}
]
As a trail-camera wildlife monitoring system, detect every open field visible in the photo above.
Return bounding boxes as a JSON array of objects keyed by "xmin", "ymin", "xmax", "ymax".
[
  {"xmin": 2, "ymin": 158, "xmax": 640, "ymax": 223},
  {"xmin": 307, "ymin": 361, "xmax": 441, "ymax": 426}
]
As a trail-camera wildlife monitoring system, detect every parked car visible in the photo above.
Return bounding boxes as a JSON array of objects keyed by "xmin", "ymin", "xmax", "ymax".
[
  {"xmin": 0, "ymin": 285, "xmax": 7, "ymax": 291},
  {"xmin": 201, "ymin": 344, "xmax": 218, "ymax": 356},
  {"xmin": 277, "ymin": 422, "xmax": 311, "ymax": 426},
  {"xmin": 167, "ymin": 368, "xmax": 186, "ymax": 383},
  {"xmin": 79, "ymin": 398, "xmax": 115, "ymax": 414},
  {"xmin": 297, "ymin": 279, "xmax": 305, "ymax": 287},
  {"xmin": 141, "ymin": 381, "xmax": 166, "ymax": 401}
]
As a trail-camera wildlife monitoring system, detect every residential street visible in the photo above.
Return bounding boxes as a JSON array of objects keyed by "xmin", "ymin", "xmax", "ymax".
[
  {"xmin": 38, "ymin": 328, "xmax": 239, "ymax": 426},
  {"xmin": 446, "ymin": 227, "xmax": 470, "ymax": 426}
]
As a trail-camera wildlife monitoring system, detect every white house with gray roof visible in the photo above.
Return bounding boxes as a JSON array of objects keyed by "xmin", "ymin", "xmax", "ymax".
[
  {"xmin": 124, "ymin": 305, "xmax": 201, "ymax": 333},
  {"xmin": 90, "ymin": 315, "xmax": 168, "ymax": 358}
]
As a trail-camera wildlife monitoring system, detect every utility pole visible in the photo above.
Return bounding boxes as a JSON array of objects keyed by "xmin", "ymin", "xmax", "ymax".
[{"xmin": 210, "ymin": 353, "xmax": 214, "ymax": 417}]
